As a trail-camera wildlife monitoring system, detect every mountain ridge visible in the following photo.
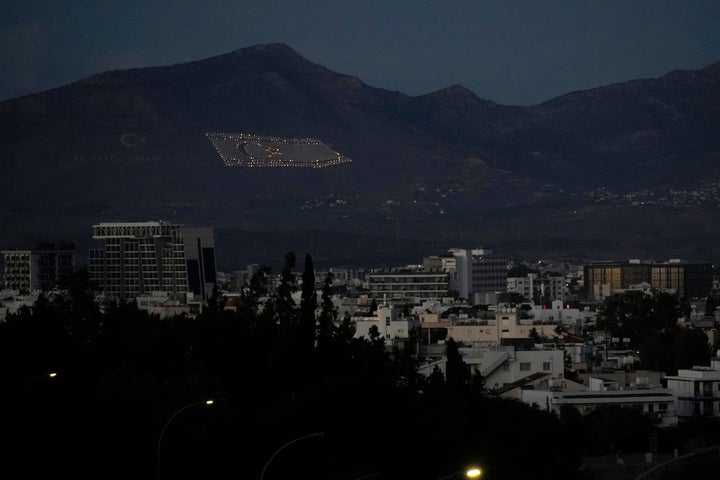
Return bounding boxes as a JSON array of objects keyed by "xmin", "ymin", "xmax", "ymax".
[{"xmin": 1, "ymin": 43, "xmax": 720, "ymax": 267}]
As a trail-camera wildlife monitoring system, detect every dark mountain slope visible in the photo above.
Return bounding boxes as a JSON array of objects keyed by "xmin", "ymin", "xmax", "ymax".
[
  {"xmin": 522, "ymin": 64, "xmax": 720, "ymax": 187},
  {"xmin": 1, "ymin": 43, "xmax": 719, "ymax": 266}
]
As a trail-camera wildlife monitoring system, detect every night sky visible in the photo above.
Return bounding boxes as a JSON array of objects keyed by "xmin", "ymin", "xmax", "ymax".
[{"xmin": 2, "ymin": 0, "xmax": 720, "ymax": 105}]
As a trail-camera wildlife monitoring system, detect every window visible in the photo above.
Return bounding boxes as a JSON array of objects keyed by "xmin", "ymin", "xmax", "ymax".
[
  {"xmin": 502, "ymin": 363, "xmax": 510, "ymax": 371},
  {"xmin": 520, "ymin": 362, "xmax": 531, "ymax": 371},
  {"xmin": 543, "ymin": 362, "xmax": 551, "ymax": 371}
]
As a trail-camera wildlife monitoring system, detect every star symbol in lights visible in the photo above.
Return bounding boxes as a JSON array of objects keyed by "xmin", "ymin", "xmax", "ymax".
[{"xmin": 265, "ymin": 147, "xmax": 282, "ymax": 158}]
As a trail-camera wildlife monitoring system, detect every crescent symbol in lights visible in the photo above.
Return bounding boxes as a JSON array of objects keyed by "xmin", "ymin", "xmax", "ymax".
[
  {"xmin": 237, "ymin": 142, "xmax": 251, "ymax": 157},
  {"xmin": 120, "ymin": 133, "xmax": 146, "ymax": 147}
]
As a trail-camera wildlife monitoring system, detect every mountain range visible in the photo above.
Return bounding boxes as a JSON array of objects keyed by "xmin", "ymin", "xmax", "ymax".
[{"xmin": 1, "ymin": 43, "xmax": 719, "ymax": 269}]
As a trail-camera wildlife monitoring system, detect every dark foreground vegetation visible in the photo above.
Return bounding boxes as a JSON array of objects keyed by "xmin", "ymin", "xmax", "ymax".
[{"xmin": 1, "ymin": 253, "xmax": 718, "ymax": 479}]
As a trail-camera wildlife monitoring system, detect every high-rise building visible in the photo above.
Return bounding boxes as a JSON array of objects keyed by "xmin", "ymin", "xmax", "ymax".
[
  {"xmin": 448, "ymin": 247, "xmax": 507, "ymax": 302},
  {"xmin": 182, "ymin": 227, "xmax": 217, "ymax": 300},
  {"xmin": 507, "ymin": 273, "xmax": 566, "ymax": 304},
  {"xmin": 584, "ymin": 259, "xmax": 713, "ymax": 300},
  {"xmin": 89, "ymin": 222, "xmax": 216, "ymax": 301},
  {"xmin": 1, "ymin": 242, "xmax": 75, "ymax": 291}
]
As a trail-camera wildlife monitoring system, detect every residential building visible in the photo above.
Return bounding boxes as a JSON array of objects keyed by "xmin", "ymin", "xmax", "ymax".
[
  {"xmin": 89, "ymin": 222, "xmax": 215, "ymax": 302},
  {"xmin": 368, "ymin": 270, "xmax": 449, "ymax": 301},
  {"xmin": 473, "ymin": 346, "xmax": 564, "ymax": 390},
  {"xmin": 423, "ymin": 254, "xmax": 459, "ymax": 292},
  {"xmin": 2, "ymin": 242, "xmax": 75, "ymax": 291},
  {"xmin": 529, "ymin": 300, "xmax": 597, "ymax": 330},
  {"xmin": 417, "ymin": 344, "xmax": 564, "ymax": 392},
  {"xmin": 444, "ymin": 306, "xmax": 559, "ymax": 345},
  {"xmin": 665, "ymin": 355, "xmax": 720, "ymax": 417},
  {"xmin": 136, "ymin": 291, "xmax": 200, "ymax": 318},
  {"xmin": 522, "ymin": 376, "xmax": 678, "ymax": 426},
  {"xmin": 507, "ymin": 273, "xmax": 566, "ymax": 303},
  {"xmin": 423, "ymin": 254, "xmax": 457, "ymax": 273},
  {"xmin": 354, "ymin": 303, "xmax": 419, "ymax": 348},
  {"xmin": 448, "ymin": 247, "xmax": 507, "ymax": 303}
]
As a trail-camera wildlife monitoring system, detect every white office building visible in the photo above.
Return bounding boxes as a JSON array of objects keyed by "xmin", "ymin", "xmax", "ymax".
[{"xmin": 89, "ymin": 222, "xmax": 216, "ymax": 301}]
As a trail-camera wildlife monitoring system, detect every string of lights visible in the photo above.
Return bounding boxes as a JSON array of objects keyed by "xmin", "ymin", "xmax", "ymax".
[{"xmin": 205, "ymin": 132, "xmax": 352, "ymax": 168}]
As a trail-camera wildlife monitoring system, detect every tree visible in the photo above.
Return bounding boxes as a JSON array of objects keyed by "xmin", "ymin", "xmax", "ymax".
[
  {"xmin": 445, "ymin": 338, "xmax": 470, "ymax": 394},
  {"xmin": 471, "ymin": 370, "xmax": 486, "ymax": 393},
  {"xmin": 276, "ymin": 251, "xmax": 298, "ymax": 326},
  {"xmin": 299, "ymin": 254, "xmax": 317, "ymax": 353},
  {"xmin": 529, "ymin": 327, "xmax": 548, "ymax": 343},
  {"xmin": 704, "ymin": 294, "xmax": 718, "ymax": 317},
  {"xmin": 639, "ymin": 326, "xmax": 711, "ymax": 375},
  {"xmin": 204, "ymin": 283, "xmax": 224, "ymax": 315},
  {"xmin": 392, "ymin": 340, "xmax": 420, "ymax": 393},
  {"xmin": 316, "ymin": 272, "xmax": 337, "ymax": 352},
  {"xmin": 368, "ymin": 324, "xmax": 381, "ymax": 342},
  {"xmin": 597, "ymin": 291, "xmax": 682, "ymax": 346},
  {"xmin": 581, "ymin": 405, "xmax": 655, "ymax": 455},
  {"xmin": 564, "ymin": 351, "xmax": 580, "ymax": 382},
  {"xmin": 337, "ymin": 311, "xmax": 355, "ymax": 345},
  {"xmin": 239, "ymin": 266, "xmax": 271, "ymax": 327},
  {"xmin": 427, "ymin": 365, "xmax": 446, "ymax": 395},
  {"xmin": 369, "ymin": 298, "xmax": 378, "ymax": 315}
]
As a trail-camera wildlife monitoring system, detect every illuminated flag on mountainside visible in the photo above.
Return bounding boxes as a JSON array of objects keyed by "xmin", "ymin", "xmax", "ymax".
[{"xmin": 206, "ymin": 132, "xmax": 352, "ymax": 168}]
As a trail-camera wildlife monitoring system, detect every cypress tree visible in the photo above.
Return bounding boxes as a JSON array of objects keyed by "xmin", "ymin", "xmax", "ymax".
[
  {"xmin": 276, "ymin": 251, "xmax": 298, "ymax": 326},
  {"xmin": 317, "ymin": 272, "xmax": 337, "ymax": 353},
  {"xmin": 299, "ymin": 254, "xmax": 318, "ymax": 353}
]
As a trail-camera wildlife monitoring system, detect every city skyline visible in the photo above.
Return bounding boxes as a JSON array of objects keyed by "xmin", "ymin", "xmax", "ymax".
[{"xmin": 3, "ymin": 4, "xmax": 720, "ymax": 477}]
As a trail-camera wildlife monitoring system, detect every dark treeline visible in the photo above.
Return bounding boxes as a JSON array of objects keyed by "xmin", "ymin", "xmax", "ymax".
[
  {"xmin": 6, "ymin": 252, "xmax": 705, "ymax": 479},
  {"xmin": 596, "ymin": 291, "xmax": 713, "ymax": 374}
]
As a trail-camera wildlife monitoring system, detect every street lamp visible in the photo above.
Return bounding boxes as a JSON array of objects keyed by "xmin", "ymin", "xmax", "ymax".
[
  {"xmin": 259, "ymin": 431, "xmax": 324, "ymax": 480},
  {"xmin": 466, "ymin": 467, "xmax": 482, "ymax": 478},
  {"xmin": 22, "ymin": 372, "xmax": 58, "ymax": 388},
  {"xmin": 355, "ymin": 472, "xmax": 383, "ymax": 480},
  {"xmin": 156, "ymin": 399, "xmax": 215, "ymax": 477},
  {"xmin": 435, "ymin": 467, "xmax": 483, "ymax": 480}
]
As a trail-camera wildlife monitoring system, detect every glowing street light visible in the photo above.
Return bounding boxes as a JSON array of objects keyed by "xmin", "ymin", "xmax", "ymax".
[
  {"xmin": 435, "ymin": 466, "xmax": 483, "ymax": 480},
  {"xmin": 156, "ymin": 399, "xmax": 215, "ymax": 476},
  {"xmin": 466, "ymin": 467, "xmax": 482, "ymax": 478},
  {"xmin": 22, "ymin": 372, "xmax": 58, "ymax": 388}
]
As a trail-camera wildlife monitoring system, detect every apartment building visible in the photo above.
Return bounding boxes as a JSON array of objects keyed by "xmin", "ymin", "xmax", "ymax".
[
  {"xmin": 523, "ymin": 376, "xmax": 678, "ymax": 426},
  {"xmin": 2, "ymin": 242, "xmax": 75, "ymax": 291},
  {"xmin": 448, "ymin": 247, "xmax": 507, "ymax": 302},
  {"xmin": 368, "ymin": 271, "xmax": 449, "ymax": 301},
  {"xmin": 89, "ymin": 222, "xmax": 215, "ymax": 301},
  {"xmin": 665, "ymin": 356, "xmax": 720, "ymax": 417},
  {"xmin": 507, "ymin": 273, "xmax": 566, "ymax": 303}
]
